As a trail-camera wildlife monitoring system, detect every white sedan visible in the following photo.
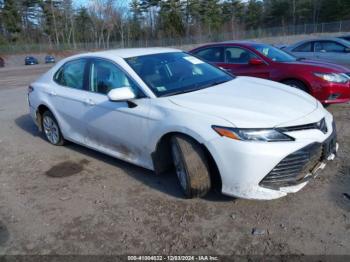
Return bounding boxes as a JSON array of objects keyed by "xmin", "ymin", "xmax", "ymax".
[{"xmin": 28, "ymin": 48, "xmax": 338, "ymax": 200}]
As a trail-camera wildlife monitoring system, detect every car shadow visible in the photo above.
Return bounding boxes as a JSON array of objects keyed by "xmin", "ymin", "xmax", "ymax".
[
  {"xmin": 15, "ymin": 114, "xmax": 41, "ymax": 138},
  {"xmin": 15, "ymin": 114, "xmax": 233, "ymax": 202}
]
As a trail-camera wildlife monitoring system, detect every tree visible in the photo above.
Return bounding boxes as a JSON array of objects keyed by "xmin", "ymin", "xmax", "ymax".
[
  {"xmin": 129, "ymin": 0, "xmax": 143, "ymax": 41},
  {"xmin": 222, "ymin": 0, "xmax": 244, "ymax": 37},
  {"xmin": 245, "ymin": 0, "xmax": 263, "ymax": 30},
  {"xmin": 200, "ymin": 0, "xmax": 222, "ymax": 36},
  {"xmin": 2, "ymin": 0, "xmax": 21, "ymax": 41},
  {"xmin": 75, "ymin": 7, "xmax": 92, "ymax": 43},
  {"xmin": 158, "ymin": 0, "xmax": 184, "ymax": 38},
  {"xmin": 1, "ymin": 0, "xmax": 350, "ymax": 51}
]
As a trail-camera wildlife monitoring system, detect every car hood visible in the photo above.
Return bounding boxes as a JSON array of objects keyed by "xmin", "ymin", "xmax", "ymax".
[
  {"xmin": 169, "ymin": 77, "xmax": 319, "ymax": 128},
  {"xmin": 281, "ymin": 59, "xmax": 349, "ymax": 72}
]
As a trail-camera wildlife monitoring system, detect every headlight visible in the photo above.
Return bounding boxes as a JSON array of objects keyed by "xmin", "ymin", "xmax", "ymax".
[
  {"xmin": 212, "ymin": 126, "xmax": 294, "ymax": 142},
  {"xmin": 314, "ymin": 72, "xmax": 350, "ymax": 83}
]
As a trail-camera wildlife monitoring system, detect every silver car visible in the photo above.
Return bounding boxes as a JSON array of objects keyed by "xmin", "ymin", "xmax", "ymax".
[{"xmin": 283, "ymin": 38, "xmax": 350, "ymax": 67}]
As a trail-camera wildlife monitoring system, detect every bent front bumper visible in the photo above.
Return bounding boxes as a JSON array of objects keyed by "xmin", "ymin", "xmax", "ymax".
[
  {"xmin": 259, "ymin": 126, "xmax": 337, "ymax": 190},
  {"xmin": 206, "ymin": 115, "xmax": 337, "ymax": 200}
]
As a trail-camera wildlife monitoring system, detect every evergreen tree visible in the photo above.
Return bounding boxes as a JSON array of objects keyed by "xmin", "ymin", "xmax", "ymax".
[{"xmin": 3, "ymin": 0, "xmax": 21, "ymax": 40}]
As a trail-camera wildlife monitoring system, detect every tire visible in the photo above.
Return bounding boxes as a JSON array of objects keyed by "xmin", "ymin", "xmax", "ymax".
[
  {"xmin": 42, "ymin": 111, "xmax": 65, "ymax": 146},
  {"xmin": 282, "ymin": 80, "xmax": 309, "ymax": 93},
  {"xmin": 170, "ymin": 135, "xmax": 211, "ymax": 198}
]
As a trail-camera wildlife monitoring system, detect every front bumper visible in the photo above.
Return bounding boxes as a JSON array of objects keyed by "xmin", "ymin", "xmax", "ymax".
[
  {"xmin": 314, "ymin": 81, "xmax": 350, "ymax": 104},
  {"xmin": 259, "ymin": 124, "xmax": 337, "ymax": 189},
  {"xmin": 206, "ymin": 114, "xmax": 337, "ymax": 200}
]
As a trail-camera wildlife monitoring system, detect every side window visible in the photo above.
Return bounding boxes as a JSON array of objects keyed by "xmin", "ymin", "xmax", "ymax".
[
  {"xmin": 225, "ymin": 47, "xmax": 257, "ymax": 64},
  {"xmin": 315, "ymin": 41, "xmax": 346, "ymax": 53},
  {"xmin": 89, "ymin": 59, "xmax": 142, "ymax": 96},
  {"xmin": 193, "ymin": 47, "xmax": 224, "ymax": 63},
  {"xmin": 54, "ymin": 59, "xmax": 87, "ymax": 90},
  {"xmin": 293, "ymin": 42, "xmax": 312, "ymax": 52}
]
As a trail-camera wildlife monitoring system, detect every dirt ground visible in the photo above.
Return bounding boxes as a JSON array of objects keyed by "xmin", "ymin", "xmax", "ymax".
[{"xmin": 0, "ymin": 65, "xmax": 349, "ymax": 256}]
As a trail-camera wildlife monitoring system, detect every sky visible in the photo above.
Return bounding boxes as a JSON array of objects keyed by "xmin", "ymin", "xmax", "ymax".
[
  {"xmin": 73, "ymin": 0, "xmax": 89, "ymax": 8},
  {"xmin": 73, "ymin": 0, "xmax": 131, "ymax": 8}
]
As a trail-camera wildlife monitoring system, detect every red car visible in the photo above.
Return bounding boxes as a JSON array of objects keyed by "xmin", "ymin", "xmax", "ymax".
[{"xmin": 190, "ymin": 41, "xmax": 350, "ymax": 104}]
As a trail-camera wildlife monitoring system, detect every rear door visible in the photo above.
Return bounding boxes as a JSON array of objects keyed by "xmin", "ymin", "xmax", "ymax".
[
  {"xmin": 191, "ymin": 46, "xmax": 226, "ymax": 69},
  {"xmin": 51, "ymin": 58, "xmax": 90, "ymax": 143}
]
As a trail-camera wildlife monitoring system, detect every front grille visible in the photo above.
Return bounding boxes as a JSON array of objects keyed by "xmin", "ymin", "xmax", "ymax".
[
  {"xmin": 259, "ymin": 143, "xmax": 323, "ymax": 189},
  {"xmin": 260, "ymin": 120, "xmax": 336, "ymax": 190},
  {"xmin": 278, "ymin": 118, "xmax": 327, "ymax": 134}
]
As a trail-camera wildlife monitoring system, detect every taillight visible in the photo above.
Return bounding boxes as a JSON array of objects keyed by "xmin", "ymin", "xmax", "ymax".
[{"xmin": 28, "ymin": 85, "xmax": 34, "ymax": 93}]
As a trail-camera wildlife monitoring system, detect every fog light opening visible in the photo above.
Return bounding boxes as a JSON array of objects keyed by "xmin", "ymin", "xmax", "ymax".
[{"xmin": 328, "ymin": 93, "xmax": 340, "ymax": 100}]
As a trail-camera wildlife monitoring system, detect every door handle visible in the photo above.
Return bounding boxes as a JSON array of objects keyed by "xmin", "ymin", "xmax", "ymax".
[
  {"xmin": 84, "ymin": 98, "xmax": 95, "ymax": 106},
  {"xmin": 49, "ymin": 90, "xmax": 57, "ymax": 96},
  {"xmin": 219, "ymin": 67, "xmax": 230, "ymax": 72}
]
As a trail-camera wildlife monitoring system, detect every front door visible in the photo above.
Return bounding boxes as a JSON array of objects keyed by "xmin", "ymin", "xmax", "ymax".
[{"xmin": 82, "ymin": 58, "xmax": 150, "ymax": 166}]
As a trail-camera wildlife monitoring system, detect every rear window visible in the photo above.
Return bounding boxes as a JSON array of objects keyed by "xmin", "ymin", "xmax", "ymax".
[
  {"xmin": 193, "ymin": 47, "xmax": 224, "ymax": 63},
  {"xmin": 293, "ymin": 42, "xmax": 313, "ymax": 52},
  {"xmin": 54, "ymin": 59, "xmax": 88, "ymax": 90}
]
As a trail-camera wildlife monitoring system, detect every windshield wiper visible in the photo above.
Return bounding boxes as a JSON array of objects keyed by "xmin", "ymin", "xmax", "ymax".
[
  {"xmin": 161, "ymin": 86, "xmax": 204, "ymax": 97},
  {"xmin": 200, "ymin": 79, "xmax": 230, "ymax": 89},
  {"xmin": 161, "ymin": 79, "xmax": 230, "ymax": 97}
]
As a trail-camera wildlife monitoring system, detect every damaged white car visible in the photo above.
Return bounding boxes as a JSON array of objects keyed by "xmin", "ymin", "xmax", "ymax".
[{"xmin": 28, "ymin": 48, "xmax": 338, "ymax": 200}]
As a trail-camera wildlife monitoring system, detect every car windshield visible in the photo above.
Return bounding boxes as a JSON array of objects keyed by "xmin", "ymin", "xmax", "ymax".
[
  {"xmin": 251, "ymin": 44, "xmax": 297, "ymax": 62},
  {"xmin": 125, "ymin": 52, "xmax": 233, "ymax": 97}
]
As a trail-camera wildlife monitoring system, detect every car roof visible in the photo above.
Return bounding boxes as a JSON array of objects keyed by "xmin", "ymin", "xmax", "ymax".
[
  {"xmin": 288, "ymin": 37, "xmax": 350, "ymax": 49},
  {"xmin": 221, "ymin": 40, "xmax": 259, "ymax": 45},
  {"xmin": 210, "ymin": 40, "xmax": 264, "ymax": 46},
  {"xmin": 74, "ymin": 47, "xmax": 181, "ymax": 60},
  {"xmin": 193, "ymin": 41, "xmax": 271, "ymax": 49}
]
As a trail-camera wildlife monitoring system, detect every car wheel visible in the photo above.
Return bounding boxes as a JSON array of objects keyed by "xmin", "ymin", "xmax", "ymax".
[
  {"xmin": 171, "ymin": 135, "xmax": 211, "ymax": 198},
  {"xmin": 42, "ymin": 111, "xmax": 65, "ymax": 146},
  {"xmin": 282, "ymin": 80, "xmax": 308, "ymax": 93}
]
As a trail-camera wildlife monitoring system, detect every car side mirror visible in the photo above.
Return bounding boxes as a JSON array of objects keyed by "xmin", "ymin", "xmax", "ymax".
[
  {"xmin": 249, "ymin": 58, "xmax": 265, "ymax": 66},
  {"xmin": 107, "ymin": 87, "xmax": 135, "ymax": 102}
]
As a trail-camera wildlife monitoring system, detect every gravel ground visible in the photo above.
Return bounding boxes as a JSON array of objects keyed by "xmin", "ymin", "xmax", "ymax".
[{"xmin": 0, "ymin": 65, "xmax": 349, "ymax": 256}]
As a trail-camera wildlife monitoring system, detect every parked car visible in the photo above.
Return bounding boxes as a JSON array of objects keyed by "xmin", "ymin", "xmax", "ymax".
[
  {"xmin": 283, "ymin": 38, "xmax": 350, "ymax": 67},
  {"xmin": 25, "ymin": 56, "xmax": 39, "ymax": 65},
  {"xmin": 0, "ymin": 57, "xmax": 4, "ymax": 68},
  {"xmin": 190, "ymin": 41, "xmax": 350, "ymax": 104},
  {"xmin": 273, "ymin": 43, "xmax": 288, "ymax": 49},
  {"xmin": 45, "ymin": 55, "xmax": 56, "ymax": 64},
  {"xmin": 28, "ymin": 48, "xmax": 337, "ymax": 200},
  {"xmin": 337, "ymin": 35, "xmax": 350, "ymax": 42}
]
